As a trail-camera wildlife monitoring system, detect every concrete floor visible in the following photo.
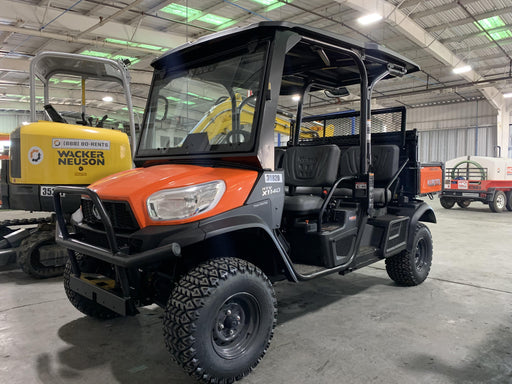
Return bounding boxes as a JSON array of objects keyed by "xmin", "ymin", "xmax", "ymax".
[{"xmin": 1, "ymin": 198, "xmax": 511, "ymax": 384}]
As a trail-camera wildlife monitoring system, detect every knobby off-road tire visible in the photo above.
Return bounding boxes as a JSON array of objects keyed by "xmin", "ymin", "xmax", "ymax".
[
  {"xmin": 164, "ymin": 257, "xmax": 277, "ymax": 384},
  {"xmin": 489, "ymin": 190, "xmax": 506, "ymax": 213},
  {"xmin": 440, "ymin": 197, "xmax": 455, "ymax": 209},
  {"xmin": 63, "ymin": 254, "xmax": 119, "ymax": 319},
  {"xmin": 385, "ymin": 223, "xmax": 433, "ymax": 286},
  {"xmin": 457, "ymin": 200, "xmax": 471, "ymax": 208},
  {"xmin": 17, "ymin": 230, "xmax": 64, "ymax": 278}
]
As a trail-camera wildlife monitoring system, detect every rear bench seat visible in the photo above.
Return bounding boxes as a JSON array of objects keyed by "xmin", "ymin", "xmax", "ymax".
[
  {"xmin": 338, "ymin": 144, "xmax": 399, "ymax": 204},
  {"xmin": 282, "ymin": 144, "xmax": 400, "ymax": 211}
]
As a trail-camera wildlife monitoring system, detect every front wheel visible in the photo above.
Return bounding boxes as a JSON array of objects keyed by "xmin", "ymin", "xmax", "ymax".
[
  {"xmin": 164, "ymin": 257, "xmax": 277, "ymax": 384},
  {"xmin": 440, "ymin": 197, "xmax": 455, "ymax": 209},
  {"xmin": 385, "ymin": 223, "xmax": 433, "ymax": 286},
  {"xmin": 489, "ymin": 191, "xmax": 506, "ymax": 213}
]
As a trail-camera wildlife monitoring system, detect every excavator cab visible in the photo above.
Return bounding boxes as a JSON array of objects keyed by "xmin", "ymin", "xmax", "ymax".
[{"xmin": 0, "ymin": 52, "xmax": 136, "ymax": 277}]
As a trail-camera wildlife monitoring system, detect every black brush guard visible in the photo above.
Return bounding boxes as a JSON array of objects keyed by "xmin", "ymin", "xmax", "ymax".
[{"xmin": 53, "ymin": 186, "xmax": 182, "ymax": 315}]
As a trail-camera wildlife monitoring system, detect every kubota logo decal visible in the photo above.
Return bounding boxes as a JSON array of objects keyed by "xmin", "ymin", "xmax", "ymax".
[{"xmin": 28, "ymin": 146, "xmax": 43, "ymax": 165}]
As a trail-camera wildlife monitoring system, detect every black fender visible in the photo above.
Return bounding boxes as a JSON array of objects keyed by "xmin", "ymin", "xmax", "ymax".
[
  {"xmin": 199, "ymin": 208, "xmax": 298, "ymax": 282},
  {"xmin": 388, "ymin": 201, "xmax": 436, "ymax": 249}
]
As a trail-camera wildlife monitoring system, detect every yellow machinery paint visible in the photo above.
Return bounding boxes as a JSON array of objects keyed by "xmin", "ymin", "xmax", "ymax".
[{"xmin": 12, "ymin": 121, "xmax": 131, "ymax": 185}]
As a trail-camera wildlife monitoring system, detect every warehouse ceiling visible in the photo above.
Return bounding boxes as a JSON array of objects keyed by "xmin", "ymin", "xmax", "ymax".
[{"xmin": 0, "ymin": 0, "xmax": 512, "ymax": 123}]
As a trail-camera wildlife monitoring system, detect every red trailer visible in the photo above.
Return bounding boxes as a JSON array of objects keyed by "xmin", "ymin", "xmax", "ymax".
[{"xmin": 440, "ymin": 155, "xmax": 512, "ymax": 213}]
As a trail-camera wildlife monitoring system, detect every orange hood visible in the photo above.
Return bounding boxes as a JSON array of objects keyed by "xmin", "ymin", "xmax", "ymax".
[{"xmin": 89, "ymin": 164, "xmax": 258, "ymax": 227}]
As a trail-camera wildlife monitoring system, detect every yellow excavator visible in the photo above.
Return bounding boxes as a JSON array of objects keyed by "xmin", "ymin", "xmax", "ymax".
[
  {"xmin": 188, "ymin": 93, "xmax": 334, "ymax": 143},
  {"xmin": 0, "ymin": 51, "xmax": 136, "ymax": 278}
]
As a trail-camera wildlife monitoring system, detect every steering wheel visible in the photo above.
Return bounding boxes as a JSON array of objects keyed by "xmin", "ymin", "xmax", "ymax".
[{"xmin": 225, "ymin": 130, "xmax": 249, "ymax": 144}]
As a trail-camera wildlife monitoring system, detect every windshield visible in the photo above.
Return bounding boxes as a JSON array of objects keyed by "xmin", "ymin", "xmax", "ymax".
[{"xmin": 138, "ymin": 44, "xmax": 267, "ymax": 157}]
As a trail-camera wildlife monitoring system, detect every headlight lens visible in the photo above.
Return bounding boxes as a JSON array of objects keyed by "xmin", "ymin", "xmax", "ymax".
[{"xmin": 147, "ymin": 180, "xmax": 226, "ymax": 220}]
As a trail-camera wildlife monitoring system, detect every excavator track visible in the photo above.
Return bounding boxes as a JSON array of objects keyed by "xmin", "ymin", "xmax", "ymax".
[
  {"xmin": 0, "ymin": 216, "xmax": 66, "ymax": 278},
  {"xmin": 0, "ymin": 216, "xmax": 53, "ymax": 228}
]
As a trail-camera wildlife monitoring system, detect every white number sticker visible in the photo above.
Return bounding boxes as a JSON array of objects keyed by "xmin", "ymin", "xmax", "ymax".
[{"xmin": 40, "ymin": 186, "xmax": 55, "ymax": 196}]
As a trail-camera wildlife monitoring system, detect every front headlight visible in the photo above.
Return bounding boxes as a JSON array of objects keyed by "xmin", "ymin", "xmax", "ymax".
[{"xmin": 147, "ymin": 180, "xmax": 226, "ymax": 220}]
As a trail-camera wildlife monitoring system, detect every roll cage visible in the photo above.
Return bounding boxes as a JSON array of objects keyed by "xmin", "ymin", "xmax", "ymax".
[{"xmin": 135, "ymin": 22, "xmax": 419, "ymax": 173}]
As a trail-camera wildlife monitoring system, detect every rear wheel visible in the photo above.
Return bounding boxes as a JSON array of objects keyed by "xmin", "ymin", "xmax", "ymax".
[
  {"xmin": 489, "ymin": 191, "xmax": 506, "ymax": 213},
  {"xmin": 506, "ymin": 192, "xmax": 512, "ymax": 212},
  {"xmin": 17, "ymin": 230, "xmax": 66, "ymax": 278},
  {"xmin": 386, "ymin": 223, "xmax": 433, "ymax": 286},
  {"xmin": 164, "ymin": 257, "xmax": 277, "ymax": 384},
  {"xmin": 63, "ymin": 254, "xmax": 119, "ymax": 319},
  {"xmin": 440, "ymin": 197, "xmax": 455, "ymax": 209},
  {"xmin": 457, "ymin": 200, "xmax": 471, "ymax": 208}
]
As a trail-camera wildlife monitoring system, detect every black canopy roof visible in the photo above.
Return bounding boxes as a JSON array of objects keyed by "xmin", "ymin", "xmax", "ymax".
[{"xmin": 152, "ymin": 22, "xmax": 419, "ymax": 94}]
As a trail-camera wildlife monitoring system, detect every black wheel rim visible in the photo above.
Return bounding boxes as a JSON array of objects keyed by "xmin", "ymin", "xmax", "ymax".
[
  {"xmin": 414, "ymin": 238, "xmax": 427, "ymax": 271},
  {"xmin": 212, "ymin": 292, "xmax": 260, "ymax": 360}
]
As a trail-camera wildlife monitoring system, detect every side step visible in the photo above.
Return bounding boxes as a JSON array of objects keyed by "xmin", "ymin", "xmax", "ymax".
[{"xmin": 368, "ymin": 215, "xmax": 409, "ymax": 257}]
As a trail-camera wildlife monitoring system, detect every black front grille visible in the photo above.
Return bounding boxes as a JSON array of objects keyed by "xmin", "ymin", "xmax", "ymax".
[{"xmin": 82, "ymin": 198, "xmax": 139, "ymax": 232}]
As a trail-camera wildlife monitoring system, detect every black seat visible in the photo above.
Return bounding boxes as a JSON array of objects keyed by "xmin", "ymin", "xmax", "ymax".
[
  {"xmin": 283, "ymin": 145, "xmax": 341, "ymax": 216},
  {"xmin": 275, "ymin": 148, "xmax": 286, "ymax": 169},
  {"xmin": 182, "ymin": 133, "xmax": 210, "ymax": 152},
  {"xmin": 338, "ymin": 145, "xmax": 399, "ymax": 204}
]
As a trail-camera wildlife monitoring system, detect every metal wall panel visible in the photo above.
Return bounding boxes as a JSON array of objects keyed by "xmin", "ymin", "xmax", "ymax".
[
  {"xmin": 0, "ymin": 113, "xmax": 32, "ymax": 133},
  {"xmin": 409, "ymin": 101, "xmax": 497, "ymax": 163}
]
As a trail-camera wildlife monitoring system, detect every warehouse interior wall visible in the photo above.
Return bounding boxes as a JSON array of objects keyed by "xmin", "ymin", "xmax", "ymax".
[{"xmin": 408, "ymin": 101, "xmax": 498, "ymax": 163}]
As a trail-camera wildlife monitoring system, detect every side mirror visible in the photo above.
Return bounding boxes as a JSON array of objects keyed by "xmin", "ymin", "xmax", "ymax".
[{"xmin": 324, "ymin": 87, "xmax": 349, "ymax": 98}]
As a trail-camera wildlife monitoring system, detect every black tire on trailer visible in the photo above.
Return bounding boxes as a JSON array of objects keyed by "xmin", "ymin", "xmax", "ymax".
[
  {"xmin": 164, "ymin": 257, "xmax": 277, "ymax": 384},
  {"xmin": 17, "ymin": 230, "xmax": 65, "ymax": 278},
  {"xmin": 457, "ymin": 200, "xmax": 471, "ymax": 208},
  {"xmin": 506, "ymin": 191, "xmax": 512, "ymax": 212},
  {"xmin": 489, "ymin": 190, "xmax": 506, "ymax": 213},
  {"xmin": 63, "ymin": 254, "xmax": 119, "ymax": 319},
  {"xmin": 385, "ymin": 223, "xmax": 433, "ymax": 287},
  {"xmin": 440, "ymin": 197, "xmax": 455, "ymax": 209}
]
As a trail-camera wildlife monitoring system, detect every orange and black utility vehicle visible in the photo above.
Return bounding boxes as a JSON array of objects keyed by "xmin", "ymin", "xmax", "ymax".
[{"xmin": 54, "ymin": 22, "xmax": 440, "ymax": 383}]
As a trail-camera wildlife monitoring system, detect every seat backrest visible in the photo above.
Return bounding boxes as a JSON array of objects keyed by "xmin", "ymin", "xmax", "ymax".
[
  {"xmin": 372, "ymin": 145, "xmax": 399, "ymax": 182},
  {"xmin": 339, "ymin": 145, "xmax": 399, "ymax": 183},
  {"xmin": 283, "ymin": 145, "xmax": 340, "ymax": 187},
  {"xmin": 275, "ymin": 148, "xmax": 286, "ymax": 169},
  {"xmin": 182, "ymin": 132, "xmax": 210, "ymax": 152}
]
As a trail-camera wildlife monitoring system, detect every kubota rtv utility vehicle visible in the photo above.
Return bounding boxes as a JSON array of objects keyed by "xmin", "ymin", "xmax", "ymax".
[{"xmin": 54, "ymin": 22, "xmax": 439, "ymax": 383}]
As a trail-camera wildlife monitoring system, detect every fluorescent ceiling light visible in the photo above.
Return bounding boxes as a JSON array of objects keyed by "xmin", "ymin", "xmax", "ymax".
[
  {"xmin": 452, "ymin": 65, "xmax": 472, "ymax": 74},
  {"xmin": 250, "ymin": 0, "xmax": 277, "ymax": 5},
  {"xmin": 292, "ymin": 95, "xmax": 301, "ymax": 102},
  {"xmin": 504, "ymin": 93, "xmax": 512, "ymax": 98},
  {"xmin": 357, "ymin": 13, "xmax": 382, "ymax": 25},
  {"xmin": 102, "ymin": 96, "xmax": 113, "ymax": 102}
]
